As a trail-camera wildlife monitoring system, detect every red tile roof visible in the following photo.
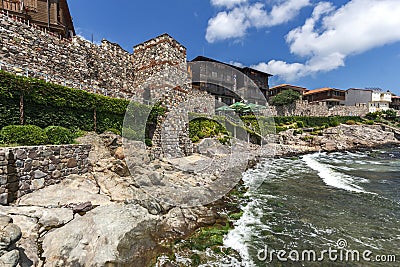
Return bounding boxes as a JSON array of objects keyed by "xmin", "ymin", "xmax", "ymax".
[{"xmin": 304, "ymin": 87, "xmax": 344, "ymax": 95}]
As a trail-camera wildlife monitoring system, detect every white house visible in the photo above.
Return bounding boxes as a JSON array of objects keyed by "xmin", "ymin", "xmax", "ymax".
[{"xmin": 345, "ymin": 88, "xmax": 392, "ymax": 112}]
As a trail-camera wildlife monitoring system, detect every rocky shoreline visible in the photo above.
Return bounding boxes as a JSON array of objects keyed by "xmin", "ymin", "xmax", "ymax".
[
  {"xmin": 0, "ymin": 123, "xmax": 398, "ymax": 266},
  {"xmin": 273, "ymin": 123, "xmax": 400, "ymax": 157}
]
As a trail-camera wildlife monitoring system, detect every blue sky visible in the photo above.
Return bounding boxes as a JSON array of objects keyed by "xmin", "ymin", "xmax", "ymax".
[{"xmin": 69, "ymin": 0, "xmax": 400, "ymax": 95}]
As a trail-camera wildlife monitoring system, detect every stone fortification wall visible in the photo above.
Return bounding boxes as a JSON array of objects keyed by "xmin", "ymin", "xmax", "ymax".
[
  {"xmin": 0, "ymin": 144, "xmax": 91, "ymax": 205},
  {"xmin": 269, "ymin": 101, "xmax": 369, "ymax": 117},
  {"xmin": 0, "ymin": 13, "xmax": 135, "ymax": 98}
]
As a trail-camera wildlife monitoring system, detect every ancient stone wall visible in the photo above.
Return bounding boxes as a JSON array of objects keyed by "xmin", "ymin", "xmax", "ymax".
[
  {"xmin": 269, "ymin": 101, "xmax": 369, "ymax": 117},
  {"xmin": 0, "ymin": 144, "xmax": 91, "ymax": 205},
  {"xmin": 0, "ymin": 13, "xmax": 135, "ymax": 99}
]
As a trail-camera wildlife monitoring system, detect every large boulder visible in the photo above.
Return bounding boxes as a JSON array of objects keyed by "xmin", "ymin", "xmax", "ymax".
[{"xmin": 42, "ymin": 204, "xmax": 160, "ymax": 267}]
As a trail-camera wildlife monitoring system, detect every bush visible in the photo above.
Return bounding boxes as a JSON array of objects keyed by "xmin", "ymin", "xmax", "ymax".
[
  {"xmin": 44, "ymin": 126, "xmax": 74, "ymax": 145},
  {"xmin": 275, "ymin": 126, "xmax": 287, "ymax": 133},
  {"xmin": 191, "ymin": 135, "xmax": 200, "ymax": 143},
  {"xmin": 383, "ymin": 109, "xmax": 397, "ymax": 119},
  {"xmin": 293, "ymin": 129, "xmax": 303, "ymax": 136},
  {"xmin": 296, "ymin": 121, "xmax": 304, "ymax": 128},
  {"xmin": 218, "ymin": 135, "xmax": 230, "ymax": 145},
  {"xmin": 0, "ymin": 125, "xmax": 48, "ymax": 146},
  {"xmin": 270, "ymin": 89, "xmax": 301, "ymax": 106},
  {"xmin": 144, "ymin": 138, "xmax": 152, "ymax": 147},
  {"xmin": 189, "ymin": 118, "xmax": 228, "ymax": 141},
  {"xmin": 301, "ymin": 135, "xmax": 314, "ymax": 142},
  {"xmin": 346, "ymin": 120, "xmax": 356, "ymax": 125},
  {"xmin": 329, "ymin": 118, "xmax": 340, "ymax": 127}
]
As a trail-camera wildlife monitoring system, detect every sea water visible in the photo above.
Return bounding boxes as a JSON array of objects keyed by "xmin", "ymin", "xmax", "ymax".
[{"xmin": 223, "ymin": 147, "xmax": 400, "ymax": 266}]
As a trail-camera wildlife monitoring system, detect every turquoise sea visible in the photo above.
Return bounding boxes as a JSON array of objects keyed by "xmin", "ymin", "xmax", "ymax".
[{"xmin": 223, "ymin": 147, "xmax": 400, "ymax": 266}]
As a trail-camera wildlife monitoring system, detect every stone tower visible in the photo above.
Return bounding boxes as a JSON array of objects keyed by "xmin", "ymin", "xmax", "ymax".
[
  {"xmin": 132, "ymin": 34, "xmax": 193, "ymax": 158},
  {"xmin": 132, "ymin": 33, "xmax": 190, "ymax": 103}
]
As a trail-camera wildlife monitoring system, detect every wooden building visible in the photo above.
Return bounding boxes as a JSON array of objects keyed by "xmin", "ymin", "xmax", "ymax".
[
  {"xmin": 0, "ymin": 0, "xmax": 75, "ymax": 37},
  {"xmin": 269, "ymin": 84, "xmax": 308, "ymax": 97},
  {"xmin": 390, "ymin": 95, "xmax": 400, "ymax": 110},
  {"xmin": 303, "ymin": 87, "xmax": 345, "ymax": 107},
  {"xmin": 190, "ymin": 56, "xmax": 272, "ymax": 105}
]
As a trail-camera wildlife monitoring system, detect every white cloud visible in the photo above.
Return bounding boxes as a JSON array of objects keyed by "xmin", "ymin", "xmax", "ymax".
[
  {"xmin": 253, "ymin": 60, "xmax": 305, "ymax": 81},
  {"xmin": 252, "ymin": 0, "xmax": 400, "ymax": 81},
  {"xmin": 206, "ymin": 8, "xmax": 250, "ymax": 42},
  {"xmin": 206, "ymin": 0, "xmax": 311, "ymax": 43},
  {"xmin": 211, "ymin": 0, "xmax": 248, "ymax": 9},
  {"xmin": 229, "ymin": 61, "xmax": 245, "ymax": 68}
]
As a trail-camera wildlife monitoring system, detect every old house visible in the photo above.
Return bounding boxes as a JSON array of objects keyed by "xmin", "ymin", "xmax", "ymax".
[
  {"xmin": 345, "ymin": 88, "xmax": 392, "ymax": 112},
  {"xmin": 269, "ymin": 84, "xmax": 308, "ymax": 97},
  {"xmin": 0, "ymin": 0, "xmax": 75, "ymax": 37},
  {"xmin": 190, "ymin": 56, "xmax": 272, "ymax": 105},
  {"xmin": 390, "ymin": 95, "xmax": 400, "ymax": 110},
  {"xmin": 303, "ymin": 88, "xmax": 346, "ymax": 107}
]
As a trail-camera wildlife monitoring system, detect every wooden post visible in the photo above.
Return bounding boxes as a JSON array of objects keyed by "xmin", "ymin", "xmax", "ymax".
[
  {"xmin": 19, "ymin": 93, "xmax": 24, "ymax": 125},
  {"xmin": 93, "ymin": 108, "xmax": 97, "ymax": 132},
  {"xmin": 47, "ymin": 0, "xmax": 50, "ymax": 29}
]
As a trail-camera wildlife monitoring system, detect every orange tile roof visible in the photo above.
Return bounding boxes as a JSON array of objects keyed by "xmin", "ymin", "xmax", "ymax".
[{"xmin": 304, "ymin": 87, "xmax": 344, "ymax": 95}]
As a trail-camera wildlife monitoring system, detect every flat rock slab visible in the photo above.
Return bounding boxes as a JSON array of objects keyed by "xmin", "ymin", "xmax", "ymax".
[
  {"xmin": 168, "ymin": 154, "xmax": 214, "ymax": 172},
  {"xmin": 18, "ymin": 187, "xmax": 110, "ymax": 207},
  {"xmin": 42, "ymin": 204, "xmax": 159, "ymax": 267},
  {"xmin": 18, "ymin": 174, "xmax": 111, "ymax": 207}
]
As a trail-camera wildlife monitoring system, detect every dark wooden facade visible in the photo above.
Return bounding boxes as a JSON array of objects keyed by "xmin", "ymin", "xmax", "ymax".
[
  {"xmin": 1, "ymin": 0, "xmax": 75, "ymax": 37},
  {"xmin": 190, "ymin": 56, "xmax": 272, "ymax": 105},
  {"xmin": 390, "ymin": 96, "xmax": 400, "ymax": 110},
  {"xmin": 303, "ymin": 88, "xmax": 345, "ymax": 107}
]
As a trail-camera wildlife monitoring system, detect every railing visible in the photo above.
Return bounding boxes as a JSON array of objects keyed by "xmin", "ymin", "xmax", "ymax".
[{"xmin": 1, "ymin": 0, "xmax": 21, "ymax": 13}]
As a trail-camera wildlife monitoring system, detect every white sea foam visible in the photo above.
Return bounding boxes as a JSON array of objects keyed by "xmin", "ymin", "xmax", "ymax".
[
  {"xmin": 302, "ymin": 153, "xmax": 374, "ymax": 194},
  {"xmin": 223, "ymin": 167, "xmax": 270, "ymax": 267}
]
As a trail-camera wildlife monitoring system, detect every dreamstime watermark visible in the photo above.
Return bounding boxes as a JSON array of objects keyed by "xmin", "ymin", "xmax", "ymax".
[{"xmin": 257, "ymin": 239, "xmax": 397, "ymax": 263}]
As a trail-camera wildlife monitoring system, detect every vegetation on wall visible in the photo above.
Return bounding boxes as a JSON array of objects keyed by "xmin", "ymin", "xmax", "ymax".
[
  {"xmin": 0, "ymin": 71, "xmax": 165, "ymax": 136},
  {"xmin": 189, "ymin": 118, "xmax": 230, "ymax": 144}
]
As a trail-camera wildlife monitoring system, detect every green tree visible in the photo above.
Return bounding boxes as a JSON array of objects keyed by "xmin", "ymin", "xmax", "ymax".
[{"xmin": 270, "ymin": 89, "xmax": 301, "ymax": 106}]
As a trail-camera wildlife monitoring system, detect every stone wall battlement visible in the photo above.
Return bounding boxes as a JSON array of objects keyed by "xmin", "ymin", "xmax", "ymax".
[{"xmin": 0, "ymin": 12, "xmax": 136, "ymax": 99}]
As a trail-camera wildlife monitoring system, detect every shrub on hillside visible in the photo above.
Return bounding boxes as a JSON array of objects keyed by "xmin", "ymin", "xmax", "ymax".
[
  {"xmin": 189, "ymin": 118, "xmax": 229, "ymax": 142},
  {"xmin": 383, "ymin": 109, "xmax": 397, "ymax": 119},
  {"xmin": 346, "ymin": 120, "xmax": 356, "ymax": 125},
  {"xmin": 270, "ymin": 89, "xmax": 302, "ymax": 106},
  {"xmin": 329, "ymin": 118, "xmax": 340, "ymax": 127},
  {"xmin": 0, "ymin": 125, "xmax": 48, "ymax": 146},
  {"xmin": 296, "ymin": 121, "xmax": 304, "ymax": 128},
  {"xmin": 293, "ymin": 129, "xmax": 303, "ymax": 136},
  {"xmin": 44, "ymin": 126, "xmax": 74, "ymax": 145}
]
